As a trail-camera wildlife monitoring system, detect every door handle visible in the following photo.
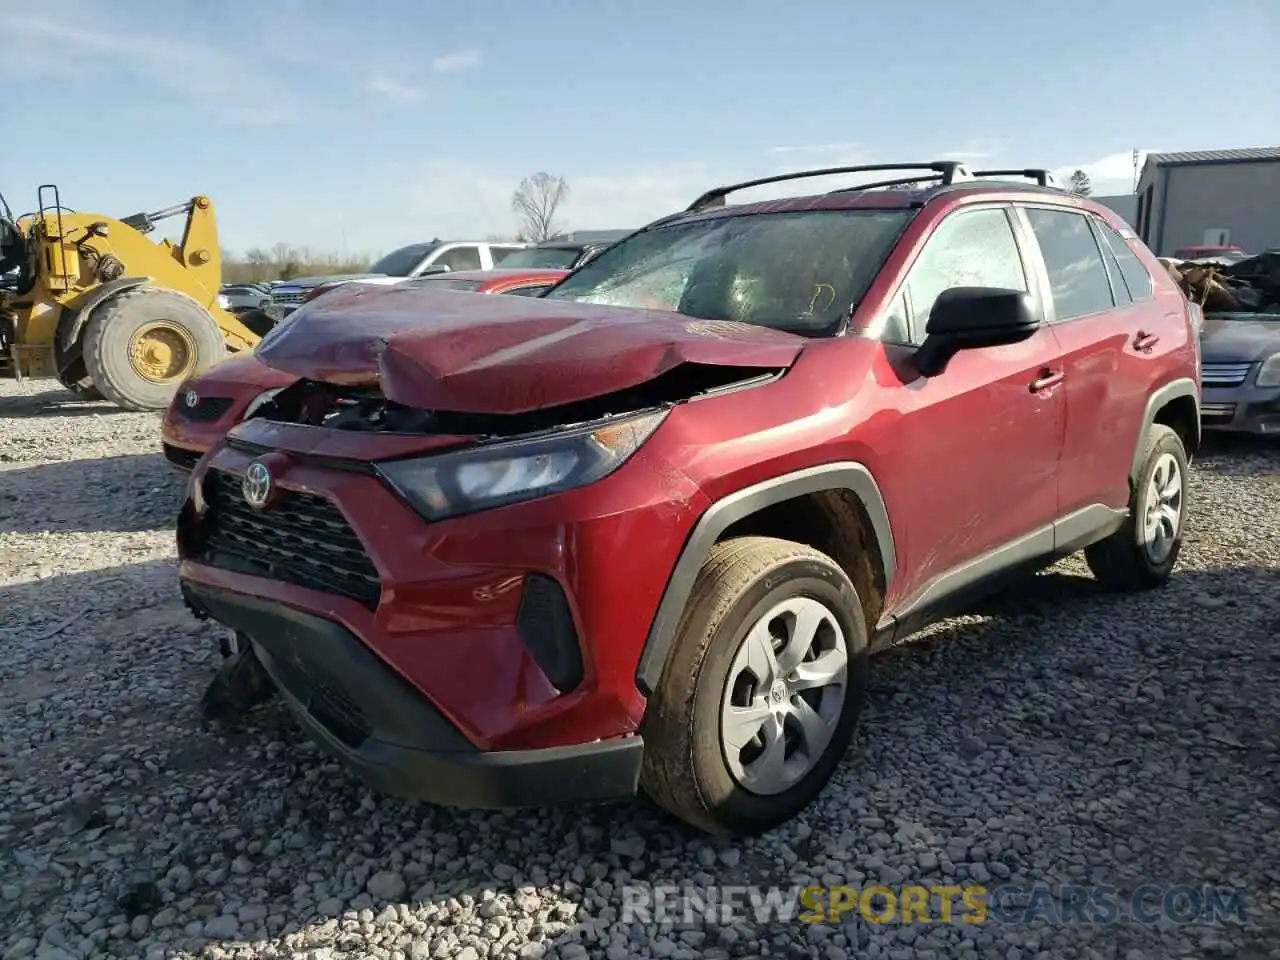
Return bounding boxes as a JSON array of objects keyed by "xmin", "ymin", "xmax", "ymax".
[
  {"xmin": 1133, "ymin": 330, "xmax": 1160, "ymax": 352},
  {"xmin": 1028, "ymin": 369, "xmax": 1064, "ymax": 392}
]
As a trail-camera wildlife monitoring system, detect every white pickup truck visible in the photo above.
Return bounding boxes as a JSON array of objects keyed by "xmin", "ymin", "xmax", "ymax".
[{"xmin": 264, "ymin": 239, "xmax": 531, "ymax": 322}]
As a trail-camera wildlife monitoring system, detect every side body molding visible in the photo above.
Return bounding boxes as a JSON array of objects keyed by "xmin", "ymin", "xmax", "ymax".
[
  {"xmin": 1129, "ymin": 377, "xmax": 1200, "ymax": 483},
  {"xmin": 634, "ymin": 461, "xmax": 897, "ymax": 696}
]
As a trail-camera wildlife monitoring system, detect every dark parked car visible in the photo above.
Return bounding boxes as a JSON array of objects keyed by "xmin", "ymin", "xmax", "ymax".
[
  {"xmin": 494, "ymin": 238, "xmax": 619, "ymax": 270},
  {"xmin": 178, "ymin": 161, "xmax": 1201, "ymax": 836}
]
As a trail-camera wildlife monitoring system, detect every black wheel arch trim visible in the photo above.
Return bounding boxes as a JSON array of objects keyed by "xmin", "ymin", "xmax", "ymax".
[
  {"xmin": 1130, "ymin": 377, "xmax": 1200, "ymax": 484},
  {"xmin": 635, "ymin": 461, "xmax": 897, "ymax": 697},
  {"xmin": 55, "ymin": 276, "xmax": 152, "ymax": 360}
]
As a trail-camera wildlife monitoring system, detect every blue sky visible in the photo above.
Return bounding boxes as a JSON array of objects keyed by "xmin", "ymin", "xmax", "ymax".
[{"xmin": 3, "ymin": 0, "xmax": 1277, "ymax": 261}]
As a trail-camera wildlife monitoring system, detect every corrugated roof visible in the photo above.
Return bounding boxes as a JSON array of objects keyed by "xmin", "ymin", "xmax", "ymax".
[{"xmin": 1146, "ymin": 147, "xmax": 1280, "ymax": 165}]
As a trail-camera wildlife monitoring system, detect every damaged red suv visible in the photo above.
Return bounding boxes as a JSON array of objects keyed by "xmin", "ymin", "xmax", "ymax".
[{"xmin": 179, "ymin": 162, "xmax": 1201, "ymax": 835}]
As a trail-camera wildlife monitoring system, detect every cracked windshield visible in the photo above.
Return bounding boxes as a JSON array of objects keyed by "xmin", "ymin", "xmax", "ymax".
[{"xmin": 0, "ymin": 1, "xmax": 1276, "ymax": 959}]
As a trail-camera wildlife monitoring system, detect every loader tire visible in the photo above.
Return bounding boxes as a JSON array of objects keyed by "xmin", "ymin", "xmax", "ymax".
[
  {"xmin": 83, "ymin": 288, "xmax": 227, "ymax": 411},
  {"xmin": 58, "ymin": 375, "xmax": 104, "ymax": 402}
]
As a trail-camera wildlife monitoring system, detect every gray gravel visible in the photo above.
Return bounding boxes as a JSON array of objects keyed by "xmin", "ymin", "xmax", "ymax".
[{"xmin": 2, "ymin": 376, "xmax": 1279, "ymax": 960}]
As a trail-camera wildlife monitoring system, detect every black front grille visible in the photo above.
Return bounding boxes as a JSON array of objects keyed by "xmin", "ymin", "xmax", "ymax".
[
  {"xmin": 180, "ymin": 396, "xmax": 235, "ymax": 422},
  {"xmin": 197, "ymin": 468, "xmax": 381, "ymax": 608}
]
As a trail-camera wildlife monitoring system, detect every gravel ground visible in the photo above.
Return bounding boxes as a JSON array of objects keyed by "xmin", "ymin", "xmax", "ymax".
[{"xmin": 2, "ymin": 376, "xmax": 1278, "ymax": 960}]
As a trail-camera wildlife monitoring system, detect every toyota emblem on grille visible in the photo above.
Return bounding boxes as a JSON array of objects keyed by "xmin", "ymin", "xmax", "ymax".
[
  {"xmin": 242, "ymin": 460, "xmax": 273, "ymax": 509},
  {"xmin": 184, "ymin": 390, "xmax": 199, "ymax": 408}
]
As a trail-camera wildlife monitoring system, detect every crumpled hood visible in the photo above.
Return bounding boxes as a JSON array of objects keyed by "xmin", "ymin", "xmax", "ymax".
[
  {"xmin": 1201, "ymin": 314, "xmax": 1280, "ymax": 363},
  {"xmin": 274, "ymin": 273, "xmax": 384, "ymax": 289},
  {"xmin": 253, "ymin": 284, "xmax": 806, "ymax": 413},
  {"xmin": 190, "ymin": 351, "xmax": 297, "ymax": 391}
]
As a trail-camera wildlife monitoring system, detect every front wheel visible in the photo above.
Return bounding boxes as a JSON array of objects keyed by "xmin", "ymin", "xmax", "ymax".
[
  {"xmin": 1085, "ymin": 424, "xmax": 1189, "ymax": 590},
  {"xmin": 83, "ymin": 287, "xmax": 227, "ymax": 411},
  {"xmin": 640, "ymin": 536, "xmax": 868, "ymax": 836}
]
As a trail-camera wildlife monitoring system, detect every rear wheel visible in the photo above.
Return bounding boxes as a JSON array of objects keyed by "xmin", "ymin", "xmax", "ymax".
[
  {"xmin": 640, "ymin": 536, "xmax": 869, "ymax": 836},
  {"xmin": 1085, "ymin": 424, "xmax": 1189, "ymax": 590},
  {"xmin": 83, "ymin": 288, "xmax": 226, "ymax": 411}
]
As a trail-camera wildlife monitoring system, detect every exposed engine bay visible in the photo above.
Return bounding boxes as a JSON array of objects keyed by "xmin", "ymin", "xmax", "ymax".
[{"xmin": 250, "ymin": 362, "xmax": 783, "ymax": 440}]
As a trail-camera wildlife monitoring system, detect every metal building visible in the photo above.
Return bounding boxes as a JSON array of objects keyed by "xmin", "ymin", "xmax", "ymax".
[
  {"xmin": 1093, "ymin": 194, "xmax": 1138, "ymax": 227},
  {"xmin": 1134, "ymin": 147, "xmax": 1280, "ymax": 256}
]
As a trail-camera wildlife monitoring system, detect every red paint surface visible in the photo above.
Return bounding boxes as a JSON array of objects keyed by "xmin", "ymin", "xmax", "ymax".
[{"xmin": 253, "ymin": 286, "xmax": 805, "ymax": 413}]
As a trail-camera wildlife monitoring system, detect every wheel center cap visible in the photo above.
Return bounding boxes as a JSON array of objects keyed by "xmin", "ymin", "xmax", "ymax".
[{"xmin": 770, "ymin": 680, "xmax": 788, "ymax": 704}]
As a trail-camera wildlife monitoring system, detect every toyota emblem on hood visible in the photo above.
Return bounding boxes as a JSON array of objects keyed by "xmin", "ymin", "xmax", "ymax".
[{"xmin": 242, "ymin": 460, "xmax": 273, "ymax": 509}]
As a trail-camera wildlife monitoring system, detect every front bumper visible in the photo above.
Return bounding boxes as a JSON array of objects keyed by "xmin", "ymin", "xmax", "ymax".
[
  {"xmin": 1201, "ymin": 383, "xmax": 1280, "ymax": 434},
  {"xmin": 183, "ymin": 581, "xmax": 644, "ymax": 807},
  {"xmin": 161, "ymin": 403, "xmax": 247, "ymax": 471},
  {"xmin": 176, "ymin": 436, "xmax": 706, "ymax": 750}
]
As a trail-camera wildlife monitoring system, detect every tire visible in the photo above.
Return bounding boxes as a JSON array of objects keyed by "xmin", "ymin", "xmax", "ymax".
[
  {"xmin": 57, "ymin": 376, "xmax": 104, "ymax": 402},
  {"xmin": 639, "ymin": 536, "xmax": 869, "ymax": 836},
  {"xmin": 1085, "ymin": 424, "xmax": 1189, "ymax": 591},
  {"xmin": 83, "ymin": 287, "xmax": 227, "ymax": 411}
]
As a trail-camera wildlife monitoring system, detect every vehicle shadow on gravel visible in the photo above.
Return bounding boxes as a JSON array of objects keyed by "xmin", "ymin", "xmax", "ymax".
[
  {"xmin": 0, "ymin": 394, "xmax": 133, "ymax": 419},
  {"xmin": 0, "ymin": 452, "xmax": 187, "ymax": 535},
  {"xmin": 2, "ymin": 557, "xmax": 1276, "ymax": 958}
]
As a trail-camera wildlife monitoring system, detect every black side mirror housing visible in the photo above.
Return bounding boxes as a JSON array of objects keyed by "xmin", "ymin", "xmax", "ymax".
[{"xmin": 914, "ymin": 286, "xmax": 1040, "ymax": 377}]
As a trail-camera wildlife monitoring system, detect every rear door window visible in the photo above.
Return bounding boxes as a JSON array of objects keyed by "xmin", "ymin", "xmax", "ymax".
[{"xmin": 1023, "ymin": 208, "xmax": 1115, "ymax": 321}]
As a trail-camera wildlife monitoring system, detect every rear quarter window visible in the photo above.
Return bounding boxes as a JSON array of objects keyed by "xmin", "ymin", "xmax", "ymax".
[{"xmin": 1096, "ymin": 220, "xmax": 1154, "ymax": 302}]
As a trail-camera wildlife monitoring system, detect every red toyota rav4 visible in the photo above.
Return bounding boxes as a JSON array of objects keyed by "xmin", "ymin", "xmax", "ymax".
[{"xmin": 178, "ymin": 162, "xmax": 1201, "ymax": 836}]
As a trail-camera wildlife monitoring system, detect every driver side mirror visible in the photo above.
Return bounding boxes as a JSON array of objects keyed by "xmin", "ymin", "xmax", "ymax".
[
  {"xmin": 418, "ymin": 264, "xmax": 451, "ymax": 275},
  {"xmin": 914, "ymin": 286, "xmax": 1040, "ymax": 377}
]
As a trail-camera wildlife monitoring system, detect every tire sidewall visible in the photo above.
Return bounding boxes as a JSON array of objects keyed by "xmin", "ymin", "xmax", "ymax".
[
  {"xmin": 84, "ymin": 288, "xmax": 226, "ymax": 410},
  {"xmin": 1131, "ymin": 427, "xmax": 1189, "ymax": 578},
  {"xmin": 687, "ymin": 558, "xmax": 868, "ymax": 829}
]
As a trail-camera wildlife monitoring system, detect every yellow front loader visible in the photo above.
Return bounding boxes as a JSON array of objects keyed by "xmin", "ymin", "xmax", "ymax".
[{"xmin": 0, "ymin": 184, "xmax": 260, "ymax": 411}]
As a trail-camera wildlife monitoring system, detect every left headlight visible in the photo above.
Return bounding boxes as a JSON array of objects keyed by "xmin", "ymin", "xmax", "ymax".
[
  {"xmin": 375, "ymin": 409, "xmax": 668, "ymax": 522},
  {"xmin": 216, "ymin": 293, "xmax": 231, "ymax": 309},
  {"xmin": 1257, "ymin": 355, "xmax": 1280, "ymax": 388},
  {"xmin": 243, "ymin": 387, "xmax": 285, "ymax": 419}
]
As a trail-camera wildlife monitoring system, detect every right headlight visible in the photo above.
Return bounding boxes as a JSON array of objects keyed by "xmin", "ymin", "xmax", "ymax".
[
  {"xmin": 1257, "ymin": 355, "xmax": 1280, "ymax": 388},
  {"xmin": 375, "ymin": 409, "xmax": 668, "ymax": 522}
]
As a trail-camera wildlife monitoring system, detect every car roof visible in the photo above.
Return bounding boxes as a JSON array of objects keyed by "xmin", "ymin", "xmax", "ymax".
[
  {"xmin": 414, "ymin": 268, "xmax": 568, "ymax": 283},
  {"xmin": 646, "ymin": 161, "xmax": 1134, "ymax": 235}
]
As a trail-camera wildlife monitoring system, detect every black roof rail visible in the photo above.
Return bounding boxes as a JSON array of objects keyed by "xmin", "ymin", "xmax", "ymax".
[
  {"xmin": 971, "ymin": 168, "xmax": 1056, "ymax": 187},
  {"xmin": 685, "ymin": 162, "xmax": 974, "ymax": 212},
  {"xmin": 827, "ymin": 173, "xmax": 946, "ymax": 194}
]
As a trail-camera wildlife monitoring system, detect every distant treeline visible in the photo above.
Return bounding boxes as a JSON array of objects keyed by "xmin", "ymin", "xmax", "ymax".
[{"xmin": 220, "ymin": 244, "xmax": 374, "ymax": 283}]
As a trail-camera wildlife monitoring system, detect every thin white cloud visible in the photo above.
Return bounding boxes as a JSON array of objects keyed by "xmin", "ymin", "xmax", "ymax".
[
  {"xmin": 0, "ymin": 13, "xmax": 298, "ymax": 125},
  {"xmin": 367, "ymin": 76, "xmax": 426, "ymax": 106},
  {"xmin": 431, "ymin": 50, "xmax": 483, "ymax": 73}
]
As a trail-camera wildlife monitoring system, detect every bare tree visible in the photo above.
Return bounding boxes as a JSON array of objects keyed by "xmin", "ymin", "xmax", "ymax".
[
  {"xmin": 244, "ymin": 248, "xmax": 270, "ymax": 281},
  {"xmin": 1068, "ymin": 169, "xmax": 1093, "ymax": 196},
  {"xmin": 512, "ymin": 173, "xmax": 569, "ymax": 242}
]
